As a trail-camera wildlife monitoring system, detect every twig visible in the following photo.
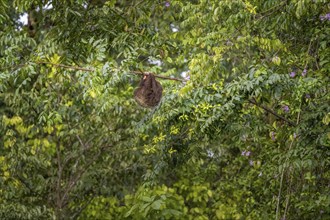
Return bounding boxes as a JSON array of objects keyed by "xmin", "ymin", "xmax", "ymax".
[
  {"xmin": 71, "ymin": 191, "xmax": 97, "ymax": 219},
  {"xmin": 296, "ymin": 101, "xmax": 302, "ymax": 125},
  {"xmin": 5, "ymin": 61, "xmax": 186, "ymax": 82},
  {"xmin": 256, "ymin": 1, "xmax": 287, "ymax": 20},
  {"xmin": 276, "ymin": 133, "xmax": 295, "ymax": 220},
  {"xmin": 60, "ymin": 145, "xmax": 111, "ymax": 206},
  {"xmin": 278, "ymin": 89, "xmax": 303, "ymax": 219},
  {"xmin": 283, "ymin": 174, "xmax": 293, "ymax": 220},
  {"xmin": 130, "ymin": 70, "xmax": 186, "ymax": 81},
  {"xmin": 249, "ymin": 98, "xmax": 295, "ymax": 126},
  {"xmin": 276, "ymin": 92, "xmax": 303, "ymax": 219},
  {"xmin": 55, "ymin": 128, "xmax": 63, "ymax": 219},
  {"xmin": 41, "ymin": 61, "xmax": 187, "ymax": 81},
  {"xmin": 37, "ymin": 61, "xmax": 94, "ymax": 72},
  {"xmin": 76, "ymin": 134, "xmax": 90, "ymax": 150}
]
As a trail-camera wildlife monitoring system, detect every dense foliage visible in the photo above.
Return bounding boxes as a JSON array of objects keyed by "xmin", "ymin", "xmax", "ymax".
[{"xmin": 0, "ymin": 0, "xmax": 329, "ymax": 219}]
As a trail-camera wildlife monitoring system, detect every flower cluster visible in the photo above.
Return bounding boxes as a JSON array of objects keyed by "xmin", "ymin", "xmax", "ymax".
[
  {"xmin": 289, "ymin": 68, "xmax": 308, "ymax": 78},
  {"xmin": 282, "ymin": 105, "xmax": 290, "ymax": 112},
  {"xmin": 241, "ymin": 150, "xmax": 251, "ymax": 157},
  {"xmin": 320, "ymin": 13, "xmax": 330, "ymax": 21},
  {"xmin": 271, "ymin": 132, "xmax": 276, "ymax": 141},
  {"xmin": 289, "ymin": 71, "xmax": 296, "ymax": 78}
]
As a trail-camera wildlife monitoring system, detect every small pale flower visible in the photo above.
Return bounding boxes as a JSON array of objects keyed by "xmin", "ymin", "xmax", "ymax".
[
  {"xmin": 305, "ymin": 94, "xmax": 311, "ymax": 99},
  {"xmin": 282, "ymin": 105, "xmax": 289, "ymax": 112},
  {"xmin": 165, "ymin": 1, "xmax": 170, "ymax": 7},
  {"xmin": 302, "ymin": 69, "xmax": 307, "ymax": 77},
  {"xmin": 226, "ymin": 40, "xmax": 233, "ymax": 46},
  {"xmin": 249, "ymin": 160, "xmax": 254, "ymax": 166},
  {"xmin": 293, "ymin": 133, "xmax": 297, "ymax": 139},
  {"xmin": 289, "ymin": 71, "xmax": 296, "ymax": 78},
  {"xmin": 320, "ymin": 13, "xmax": 330, "ymax": 21},
  {"xmin": 271, "ymin": 132, "xmax": 276, "ymax": 141},
  {"xmin": 242, "ymin": 150, "xmax": 251, "ymax": 157}
]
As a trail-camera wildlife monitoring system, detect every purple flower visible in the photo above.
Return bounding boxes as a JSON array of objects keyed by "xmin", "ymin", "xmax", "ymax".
[
  {"xmin": 242, "ymin": 150, "xmax": 251, "ymax": 157},
  {"xmin": 282, "ymin": 105, "xmax": 290, "ymax": 112},
  {"xmin": 305, "ymin": 94, "xmax": 311, "ymax": 99},
  {"xmin": 165, "ymin": 1, "xmax": 170, "ymax": 7},
  {"xmin": 302, "ymin": 69, "xmax": 307, "ymax": 77},
  {"xmin": 320, "ymin": 13, "xmax": 330, "ymax": 21},
  {"xmin": 289, "ymin": 71, "xmax": 296, "ymax": 78},
  {"xmin": 293, "ymin": 133, "xmax": 297, "ymax": 139},
  {"xmin": 249, "ymin": 160, "xmax": 254, "ymax": 166},
  {"xmin": 271, "ymin": 132, "xmax": 276, "ymax": 141}
]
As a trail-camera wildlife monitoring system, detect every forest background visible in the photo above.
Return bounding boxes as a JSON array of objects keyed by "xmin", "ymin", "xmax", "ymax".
[{"xmin": 0, "ymin": 0, "xmax": 329, "ymax": 219}]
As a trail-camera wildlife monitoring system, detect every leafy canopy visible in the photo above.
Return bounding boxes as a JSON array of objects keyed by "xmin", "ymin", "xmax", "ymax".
[{"xmin": 0, "ymin": 0, "xmax": 329, "ymax": 219}]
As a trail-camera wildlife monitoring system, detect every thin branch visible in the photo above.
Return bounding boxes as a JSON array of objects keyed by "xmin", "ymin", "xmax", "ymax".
[
  {"xmin": 283, "ymin": 174, "xmax": 293, "ymax": 220},
  {"xmin": 55, "ymin": 128, "xmax": 63, "ymax": 219},
  {"xmin": 276, "ymin": 139, "xmax": 294, "ymax": 220},
  {"xmin": 249, "ymin": 98, "xmax": 296, "ymax": 126},
  {"xmin": 61, "ymin": 145, "xmax": 111, "ymax": 206},
  {"xmin": 278, "ymin": 89, "xmax": 304, "ymax": 219},
  {"xmin": 130, "ymin": 70, "xmax": 186, "ymax": 82},
  {"xmin": 276, "ymin": 110, "xmax": 298, "ymax": 219},
  {"xmin": 5, "ymin": 61, "xmax": 186, "ymax": 82},
  {"xmin": 0, "ymin": 63, "xmax": 26, "ymax": 71},
  {"xmin": 41, "ymin": 61, "xmax": 185, "ymax": 81},
  {"xmin": 37, "ymin": 61, "xmax": 94, "ymax": 72},
  {"xmin": 71, "ymin": 192, "xmax": 97, "ymax": 220},
  {"xmin": 256, "ymin": 1, "xmax": 287, "ymax": 20},
  {"xmin": 296, "ymin": 101, "xmax": 302, "ymax": 125},
  {"xmin": 276, "ymin": 87, "xmax": 303, "ymax": 219},
  {"xmin": 63, "ymin": 136, "xmax": 95, "ymax": 167},
  {"xmin": 76, "ymin": 134, "xmax": 89, "ymax": 150}
]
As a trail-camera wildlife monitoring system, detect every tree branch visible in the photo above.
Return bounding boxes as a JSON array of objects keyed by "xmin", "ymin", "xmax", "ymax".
[
  {"xmin": 55, "ymin": 128, "xmax": 63, "ymax": 219},
  {"xmin": 249, "ymin": 98, "xmax": 296, "ymax": 127},
  {"xmin": 37, "ymin": 62, "xmax": 186, "ymax": 82},
  {"xmin": 60, "ymin": 145, "xmax": 111, "ymax": 207},
  {"xmin": 70, "ymin": 191, "xmax": 97, "ymax": 220},
  {"xmin": 1, "ymin": 61, "xmax": 186, "ymax": 81},
  {"xmin": 37, "ymin": 61, "xmax": 94, "ymax": 72},
  {"xmin": 130, "ymin": 70, "xmax": 186, "ymax": 81}
]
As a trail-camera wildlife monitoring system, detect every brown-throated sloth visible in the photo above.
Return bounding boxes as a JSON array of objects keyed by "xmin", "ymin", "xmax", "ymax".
[{"xmin": 134, "ymin": 74, "xmax": 163, "ymax": 108}]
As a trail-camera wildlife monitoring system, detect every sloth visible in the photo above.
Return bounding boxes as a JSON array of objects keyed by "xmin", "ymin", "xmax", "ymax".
[{"xmin": 134, "ymin": 74, "xmax": 163, "ymax": 108}]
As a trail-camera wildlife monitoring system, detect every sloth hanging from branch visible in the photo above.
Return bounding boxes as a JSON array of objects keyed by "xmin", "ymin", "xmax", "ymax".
[{"xmin": 134, "ymin": 73, "xmax": 163, "ymax": 108}]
